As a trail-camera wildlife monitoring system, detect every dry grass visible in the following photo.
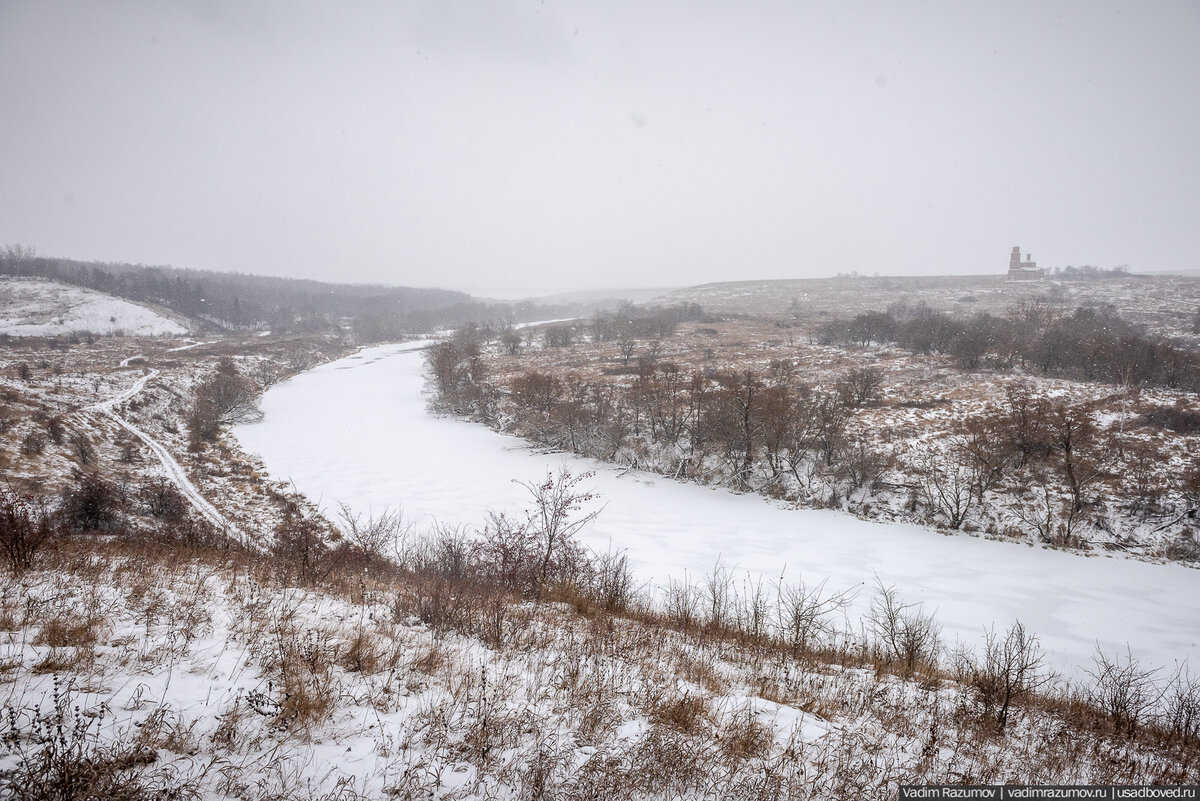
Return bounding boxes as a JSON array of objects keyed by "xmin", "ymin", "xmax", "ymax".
[{"xmin": 0, "ymin": 535, "xmax": 1196, "ymax": 797}]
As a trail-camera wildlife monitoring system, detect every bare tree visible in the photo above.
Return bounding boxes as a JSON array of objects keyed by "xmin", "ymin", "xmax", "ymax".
[
  {"xmin": 517, "ymin": 468, "xmax": 602, "ymax": 599},
  {"xmin": 1047, "ymin": 402, "xmax": 1104, "ymax": 514},
  {"xmin": 499, "ymin": 328, "xmax": 523, "ymax": 355},
  {"xmin": 919, "ymin": 451, "xmax": 975, "ymax": 529},
  {"xmin": 1163, "ymin": 664, "xmax": 1200, "ymax": 745}
]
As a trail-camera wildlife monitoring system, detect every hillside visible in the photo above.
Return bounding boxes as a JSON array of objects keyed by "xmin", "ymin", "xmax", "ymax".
[
  {"xmin": 0, "ymin": 277, "xmax": 188, "ymax": 337},
  {"xmin": 661, "ymin": 273, "xmax": 1200, "ymax": 344}
]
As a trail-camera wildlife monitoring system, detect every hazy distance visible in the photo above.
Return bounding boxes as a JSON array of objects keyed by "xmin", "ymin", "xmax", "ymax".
[{"xmin": 2, "ymin": 1, "xmax": 1197, "ymax": 294}]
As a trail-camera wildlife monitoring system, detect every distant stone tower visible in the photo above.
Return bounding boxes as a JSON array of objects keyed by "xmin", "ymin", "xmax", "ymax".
[{"xmin": 1006, "ymin": 246, "xmax": 1044, "ymax": 281}]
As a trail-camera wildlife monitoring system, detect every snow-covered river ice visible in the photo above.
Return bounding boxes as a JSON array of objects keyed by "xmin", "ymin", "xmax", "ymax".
[{"xmin": 234, "ymin": 341, "xmax": 1199, "ymax": 678}]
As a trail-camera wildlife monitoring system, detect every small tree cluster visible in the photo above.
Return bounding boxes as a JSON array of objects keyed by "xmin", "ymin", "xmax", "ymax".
[
  {"xmin": 427, "ymin": 325, "xmax": 490, "ymax": 416},
  {"xmin": 188, "ymin": 357, "xmax": 262, "ymax": 446}
]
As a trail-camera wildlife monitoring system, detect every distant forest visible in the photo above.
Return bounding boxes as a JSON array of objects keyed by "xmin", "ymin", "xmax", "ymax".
[{"xmin": 0, "ymin": 245, "xmax": 589, "ymax": 341}]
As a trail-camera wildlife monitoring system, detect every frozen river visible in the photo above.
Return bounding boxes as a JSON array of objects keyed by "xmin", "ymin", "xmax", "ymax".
[{"xmin": 234, "ymin": 342, "xmax": 1199, "ymax": 677}]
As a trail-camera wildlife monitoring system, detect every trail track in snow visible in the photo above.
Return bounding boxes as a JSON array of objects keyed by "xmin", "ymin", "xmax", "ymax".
[{"xmin": 87, "ymin": 364, "xmax": 249, "ymax": 543}]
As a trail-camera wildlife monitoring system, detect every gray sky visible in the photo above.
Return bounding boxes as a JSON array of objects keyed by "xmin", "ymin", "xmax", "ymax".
[{"xmin": 2, "ymin": 1, "xmax": 1197, "ymax": 294}]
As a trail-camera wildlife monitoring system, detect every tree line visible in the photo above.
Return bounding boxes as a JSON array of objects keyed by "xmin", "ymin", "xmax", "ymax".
[
  {"xmin": 428, "ymin": 324, "xmax": 1200, "ymax": 556},
  {"xmin": 0, "ymin": 244, "xmax": 591, "ymax": 340},
  {"xmin": 815, "ymin": 300, "xmax": 1200, "ymax": 391}
]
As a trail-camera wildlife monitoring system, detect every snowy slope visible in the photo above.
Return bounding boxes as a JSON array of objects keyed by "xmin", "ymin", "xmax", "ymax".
[
  {"xmin": 0, "ymin": 277, "xmax": 188, "ymax": 336},
  {"xmin": 234, "ymin": 343, "xmax": 1200, "ymax": 681}
]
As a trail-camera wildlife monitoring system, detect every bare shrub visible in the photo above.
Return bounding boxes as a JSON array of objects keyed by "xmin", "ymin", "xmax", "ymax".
[
  {"xmin": 966, "ymin": 620, "xmax": 1049, "ymax": 731},
  {"xmin": 1086, "ymin": 646, "xmax": 1165, "ymax": 739},
  {"xmin": 517, "ymin": 467, "xmax": 601, "ymax": 599},
  {"xmin": 19, "ymin": 430, "xmax": 46, "ymax": 457},
  {"xmin": 473, "ymin": 511, "xmax": 538, "ymax": 595},
  {"xmin": 776, "ymin": 574, "xmax": 854, "ymax": 656},
  {"xmin": 586, "ymin": 545, "xmax": 640, "ymax": 612},
  {"xmin": 703, "ymin": 560, "xmax": 734, "ymax": 634},
  {"xmin": 869, "ymin": 577, "xmax": 941, "ymax": 674},
  {"xmin": 0, "ymin": 489, "xmax": 56, "ymax": 573},
  {"xmin": 140, "ymin": 478, "xmax": 187, "ymax": 522},
  {"xmin": 188, "ymin": 357, "xmax": 262, "ymax": 444},
  {"xmin": 336, "ymin": 502, "xmax": 408, "ymax": 565},
  {"xmin": 664, "ymin": 574, "xmax": 703, "ymax": 633},
  {"xmin": 836, "ymin": 366, "xmax": 885, "ymax": 407},
  {"xmin": 59, "ymin": 470, "xmax": 125, "ymax": 533},
  {"xmin": 1163, "ymin": 665, "xmax": 1200, "ymax": 745},
  {"xmin": 919, "ymin": 452, "xmax": 975, "ymax": 529},
  {"xmin": 45, "ymin": 416, "xmax": 64, "ymax": 446},
  {"xmin": 838, "ymin": 437, "xmax": 893, "ymax": 496},
  {"xmin": 273, "ymin": 505, "xmax": 336, "ymax": 586},
  {"xmin": 70, "ymin": 432, "xmax": 95, "ymax": 465}
]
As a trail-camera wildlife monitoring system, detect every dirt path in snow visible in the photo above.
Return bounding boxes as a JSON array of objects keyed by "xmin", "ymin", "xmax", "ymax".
[{"xmin": 88, "ymin": 366, "xmax": 249, "ymax": 544}]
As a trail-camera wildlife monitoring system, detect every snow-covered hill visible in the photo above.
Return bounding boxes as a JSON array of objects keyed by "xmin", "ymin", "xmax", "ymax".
[{"xmin": 0, "ymin": 277, "xmax": 188, "ymax": 336}]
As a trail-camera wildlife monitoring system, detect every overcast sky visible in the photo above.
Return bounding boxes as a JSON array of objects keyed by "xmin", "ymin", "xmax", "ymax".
[{"xmin": 1, "ymin": 1, "xmax": 1197, "ymax": 295}]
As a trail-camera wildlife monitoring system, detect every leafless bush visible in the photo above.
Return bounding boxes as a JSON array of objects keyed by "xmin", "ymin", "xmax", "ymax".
[
  {"xmin": 140, "ymin": 478, "xmax": 188, "ymax": 522},
  {"xmin": 965, "ymin": 621, "xmax": 1050, "ymax": 731},
  {"xmin": 1086, "ymin": 646, "xmax": 1165, "ymax": 739},
  {"xmin": 836, "ymin": 366, "xmax": 885, "ymax": 407},
  {"xmin": 776, "ymin": 575, "xmax": 854, "ymax": 656},
  {"xmin": 586, "ymin": 545, "xmax": 640, "ymax": 612},
  {"xmin": 70, "ymin": 432, "xmax": 95, "ymax": 465},
  {"xmin": 20, "ymin": 429, "xmax": 47, "ymax": 456},
  {"xmin": 0, "ymin": 488, "xmax": 56, "ymax": 573},
  {"xmin": 1162, "ymin": 665, "xmax": 1200, "ymax": 745},
  {"xmin": 838, "ymin": 437, "xmax": 893, "ymax": 495},
  {"xmin": 59, "ymin": 470, "xmax": 125, "ymax": 533},
  {"xmin": 188, "ymin": 357, "xmax": 262, "ymax": 444},
  {"xmin": 869, "ymin": 577, "xmax": 941, "ymax": 674},
  {"xmin": 336, "ymin": 502, "xmax": 409, "ymax": 566},
  {"xmin": 45, "ymin": 416, "xmax": 64, "ymax": 445},
  {"xmin": 516, "ymin": 467, "xmax": 601, "ymax": 599},
  {"xmin": 273, "ymin": 505, "xmax": 337, "ymax": 586},
  {"xmin": 473, "ymin": 511, "xmax": 538, "ymax": 595},
  {"xmin": 664, "ymin": 574, "xmax": 703, "ymax": 633},
  {"xmin": 703, "ymin": 560, "xmax": 734, "ymax": 634},
  {"xmin": 734, "ymin": 572, "xmax": 773, "ymax": 646}
]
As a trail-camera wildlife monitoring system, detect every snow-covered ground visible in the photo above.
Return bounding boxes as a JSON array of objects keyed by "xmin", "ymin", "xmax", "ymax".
[
  {"xmin": 0, "ymin": 277, "xmax": 187, "ymax": 336},
  {"xmin": 234, "ymin": 343, "xmax": 1200, "ymax": 679}
]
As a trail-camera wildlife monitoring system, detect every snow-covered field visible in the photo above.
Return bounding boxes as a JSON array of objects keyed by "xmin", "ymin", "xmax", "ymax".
[
  {"xmin": 234, "ymin": 343, "xmax": 1200, "ymax": 678},
  {"xmin": 0, "ymin": 277, "xmax": 187, "ymax": 336}
]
